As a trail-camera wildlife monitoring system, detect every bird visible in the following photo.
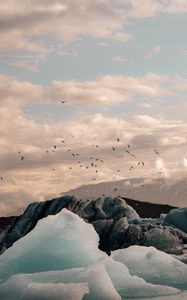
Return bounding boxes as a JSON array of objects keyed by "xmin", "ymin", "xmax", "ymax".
[
  {"xmin": 67, "ymin": 149, "xmax": 71, "ymax": 152},
  {"xmin": 61, "ymin": 101, "xmax": 66, "ymax": 104},
  {"xmin": 0, "ymin": 177, "xmax": 3, "ymax": 181},
  {"xmin": 142, "ymin": 161, "xmax": 145, "ymax": 166},
  {"xmin": 127, "ymin": 144, "xmax": 131, "ymax": 148},
  {"xmin": 72, "ymin": 153, "xmax": 75, "ymax": 156},
  {"xmin": 114, "ymin": 187, "xmax": 118, "ymax": 191},
  {"xmin": 91, "ymin": 163, "xmax": 94, "ymax": 167},
  {"xmin": 154, "ymin": 149, "xmax": 160, "ymax": 155},
  {"xmin": 117, "ymin": 170, "xmax": 120, "ymax": 172},
  {"xmin": 69, "ymin": 167, "xmax": 72, "ymax": 170},
  {"xmin": 61, "ymin": 140, "xmax": 65, "ymax": 143},
  {"xmin": 54, "ymin": 145, "xmax": 56, "ymax": 149},
  {"xmin": 117, "ymin": 138, "xmax": 120, "ymax": 142},
  {"xmin": 21, "ymin": 156, "xmax": 24, "ymax": 161},
  {"xmin": 46, "ymin": 150, "xmax": 49, "ymax": 153},
  {"xmin": 112, "ymin": 147, "xmax": 115, "ymax": 151},
  {"xmin": 52, "ymin": 168, "xmax": 56, "ymax": 171}
]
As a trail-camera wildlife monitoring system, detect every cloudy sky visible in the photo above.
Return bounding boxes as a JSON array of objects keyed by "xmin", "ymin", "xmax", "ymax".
[{"xmin": 1, "ymin": 0, "xmax": 187, "ymax": 216}]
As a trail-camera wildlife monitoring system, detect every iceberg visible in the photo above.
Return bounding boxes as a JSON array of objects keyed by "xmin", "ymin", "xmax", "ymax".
[{"xmin": 0, "ymin": 209, "xmax": 186, "ymax": 300}]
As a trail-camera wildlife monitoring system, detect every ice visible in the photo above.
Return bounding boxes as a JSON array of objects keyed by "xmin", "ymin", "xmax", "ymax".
[
  {"xmin": 112, "ymin": 245, "xmax": 187, "ymax": 289},
  {"xmin": 163, "ymin": 207, "xmax": 187, "ymax": 233},
  {"xmin": 0, "ymin": 209, "xmax": 186, "ymax": 299},
  {"xmin": 0, "ymin": 260, "xmax": 179, "ymax": 300},
  {"xmin": 105, "ymin": 258, "xmax": 179, "ymax": 298},
  {"xmin": 0, "ymin": 209, "xmax": 106, "ymax": 279},
  {"xmin": 0, "ymin": 276, "xmax": 89, "ymax": 300}
]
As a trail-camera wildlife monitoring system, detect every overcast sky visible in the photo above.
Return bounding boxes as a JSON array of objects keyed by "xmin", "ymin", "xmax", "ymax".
[{"xmin": 1, "ymin": 0, "xmax": 187, "ymax": 216}]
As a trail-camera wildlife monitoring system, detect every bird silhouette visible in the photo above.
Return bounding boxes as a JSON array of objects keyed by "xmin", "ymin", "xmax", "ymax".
[
  {"xmin": 117, "ymin": 138, "xmax": 120, "ymax": 142},
  {"xmin": 112, "ymin": 147, "xmax": 115, "ymax": 151},
  {"xmin": 154, "ymin": 149, "xmax": 160, "ymax": 155}
]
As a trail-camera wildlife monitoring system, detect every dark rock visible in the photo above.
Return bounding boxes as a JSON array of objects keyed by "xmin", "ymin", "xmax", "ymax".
[{"xmin": 144, "ymin": 228, "xmax": 183, "ymax": 255}]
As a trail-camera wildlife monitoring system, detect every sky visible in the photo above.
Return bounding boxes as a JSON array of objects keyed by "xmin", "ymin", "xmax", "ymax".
[{"xmin": 1, "ymin": 0, "xmax": 187, "ymax": 216}]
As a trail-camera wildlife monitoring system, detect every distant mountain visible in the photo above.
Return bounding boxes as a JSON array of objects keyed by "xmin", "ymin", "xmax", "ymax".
[{"xmin": 62, "ymin": 177, "xmax": 187, "ymax": 207}]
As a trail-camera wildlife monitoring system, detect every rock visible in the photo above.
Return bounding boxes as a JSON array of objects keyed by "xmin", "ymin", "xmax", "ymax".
[
  {"xmin": 122, "ymin": 224, "xmax": 143, "ymax": 248},
  {"xmin": 163, "ymin": 207, "xmax": 187, "ymax": 233},
  {"xmin": 144, "ymin": 228, "xmax": 183, "ymax": 254},
  {"xmin": 110, "ymin": 217, "xmax": 129, "ymax": 246}
]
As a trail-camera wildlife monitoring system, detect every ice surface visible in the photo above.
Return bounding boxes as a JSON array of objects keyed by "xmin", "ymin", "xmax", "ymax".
[
  {"xmin": 0, "ymin": 209, "xmax": 106, "ymax": 279},
  {"xmin": 163, "ymin": 207, "xmax": 187, "ymax": 233},
  {"xmin": 0, "ymin": 209, "xmax": 186, "ymax": 300},
  {"xmin": 112, "ymin": 245, "xmax": 187, "ymax": 289}
]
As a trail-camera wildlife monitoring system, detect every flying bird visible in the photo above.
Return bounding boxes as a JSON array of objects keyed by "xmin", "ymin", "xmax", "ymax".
[{"xmin": 154, "ymin": 149, "xmax": 160, "ymax": 155}]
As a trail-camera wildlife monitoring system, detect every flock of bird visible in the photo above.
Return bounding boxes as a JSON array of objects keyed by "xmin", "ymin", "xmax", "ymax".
[{"xmin": 1, "ymin": 100, "xmax": 161, "ymax": 188}]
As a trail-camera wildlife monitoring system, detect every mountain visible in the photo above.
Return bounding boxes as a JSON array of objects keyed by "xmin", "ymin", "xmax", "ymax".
[{"xmin": 61, "ymin": 177, "xmax": 187, "ymax": 207}]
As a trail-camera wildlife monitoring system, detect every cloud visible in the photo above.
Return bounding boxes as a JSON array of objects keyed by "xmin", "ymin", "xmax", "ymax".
[
  {"xmin": 0, "ymin": 0, "xmax": 127, "ymax": 54},
  {"xmin": 1, "ymin": 73, "xmax": 187, "ymax": 215},
  {"xmin": 113, "ymin": 31, "xmax": 133, "ymax": 42},
  {"xmin": 155, "ymin": 158, "xmax": 170, "ymax": 178},
  {"xmin": 144, "ymin": 45, "xmax": 162, "ymax": 59},
  {"xmin": 1, "ymin": 0, "xmax": 187, "ymax": 70},
  {"xmin": 112, "ymin": 56, "xmax": 132, "ymax": 62},
  {"xmin": 47, "ymin": 73, "xmax": 174, "ymax": 106}
]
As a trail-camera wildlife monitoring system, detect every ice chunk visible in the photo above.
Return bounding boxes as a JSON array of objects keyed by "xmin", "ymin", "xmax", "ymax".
[
  {"xmin": 105, "ymin": 258, "xmax": 179, "ymax": 298},
  {"xmin": 0, "ymin": 262, "xmax": 121, "ymax": 300},
  {"xmin": 112, "ymin": 245, "xmax": 187, "ymax": 289},
  {"xmin": 0, "ymin": 209, "xmax": 106, "ymax": 279},
  {"xmin": 163, "ymin": 207, "xmax": 187, "ymax": 233},
  {"xmin": 0, "ymin": 275, "xmax": 89, "ymax": 300}
]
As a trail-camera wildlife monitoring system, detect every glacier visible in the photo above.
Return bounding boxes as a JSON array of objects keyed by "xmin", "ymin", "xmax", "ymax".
[{"xmin": 0, "ymin": 209, "xmax": 187, "ymax": 300}]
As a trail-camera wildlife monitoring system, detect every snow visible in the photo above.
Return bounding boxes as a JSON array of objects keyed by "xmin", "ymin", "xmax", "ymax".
[{"xmin": 0, "ymin": 209, "xmax": 186, "ymax": 300}]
